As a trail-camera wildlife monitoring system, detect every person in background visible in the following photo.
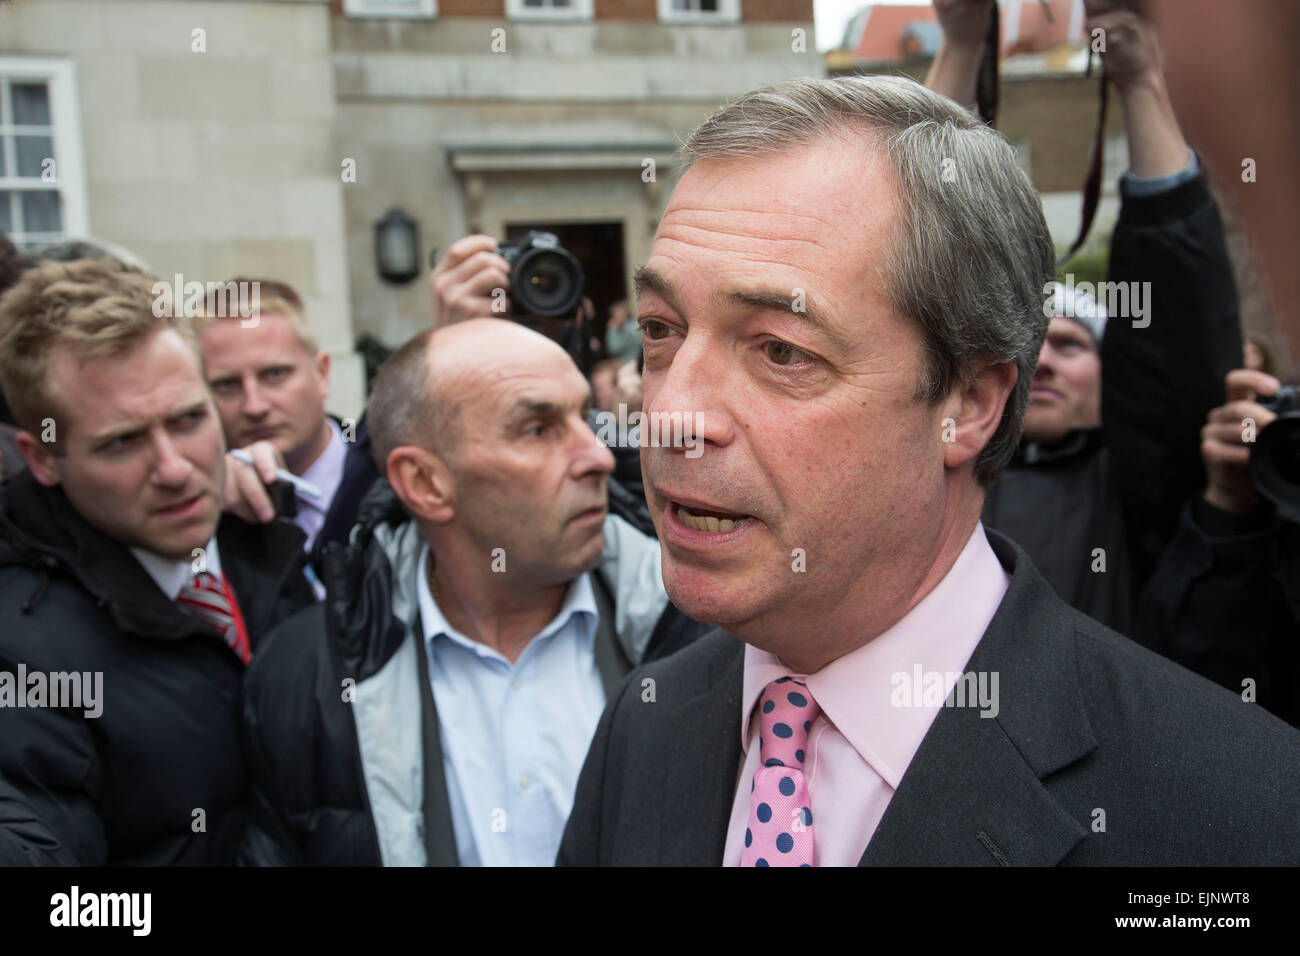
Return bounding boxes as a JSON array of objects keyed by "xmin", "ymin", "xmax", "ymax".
[
  {"xmin": 930, "ymin": 0, "xmax": 1242, "ymax": 636},
  {"xmin": 0, "ymin": 258, "xmax": 315, "ymax": 865},
  {"xmin": 589, "ymin": 357, "xmax": 623, "ymax": 414},
  {"xmin": 0, "ymin": 235, "xmax": 150, "ymax": 479},
  {"xmin": 240, "ymin": 319, "xmax": 707, "ymax": 866},
  {"xmin": 1138, "ymin": 366, "xmax": 1300, "ymax": 726},
  {"xmin": 603, "ymin": 299, "xmax": 640, "ymax": 365},
  {"xmin": 430, "ymin": 239, "xmax": 655, "ymax": 535},
  {"xmin": 195, "ymin": 279, "xmax": 379, "ymax": 583}
]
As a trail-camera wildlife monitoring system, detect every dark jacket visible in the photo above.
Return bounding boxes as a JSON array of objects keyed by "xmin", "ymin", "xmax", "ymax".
[
  {"xmin": 0, "ymin": 471, "xmax": 315, "ymax": 865},
  {"xmin": 0, "ymin": 424, "xmax": 22, "ymax": 482},
  {"xmin": 983, "ymin": 428, "xmax": 1133, "ymax": 629},
  {"xmin": 557, "ymin": 530, "xmax": 1300, "ymax": 866},
  {"xmin": 310, "ymin": 413, "xmax": 381, "ymax": 570},
  {"xmin": 239, "ymin": 481, "xmax": 709, "ymax": 866},
  {"xmin": 1137, "ymin": 497, "xmax": 1300, "ymax": 727},
  {"xmin": 983, "ymin": 173, "xmax": 1242, "ymax": 635}
]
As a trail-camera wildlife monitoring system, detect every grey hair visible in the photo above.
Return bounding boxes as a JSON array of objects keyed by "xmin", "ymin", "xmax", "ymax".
[{"xmin": 680, "ymin": 74, "xmax": 1054, "ymax": 485}]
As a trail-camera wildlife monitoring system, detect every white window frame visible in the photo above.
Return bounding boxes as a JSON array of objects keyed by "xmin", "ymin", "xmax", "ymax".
[
  {"xmin": 506, "ymin": 0, "xmax": 595, "ymax": 22},
  {"xmin": 0, "ymin": 57, "xmax": 89, "ymax": 247},
  {"xmin": 657, "ymin": 0, "xmax": 740, "ymax": 25},
  {"xmin": 342, "ymin": 0, "xmax": 437, "ymax": 19}
]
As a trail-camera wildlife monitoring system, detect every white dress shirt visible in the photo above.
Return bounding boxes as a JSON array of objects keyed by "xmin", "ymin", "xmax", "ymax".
[{"xmin": 130, "ymin": 536, "xmax": 222, "ymax": 600}]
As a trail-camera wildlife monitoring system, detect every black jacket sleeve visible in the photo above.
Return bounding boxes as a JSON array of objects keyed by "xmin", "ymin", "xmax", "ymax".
[
  {"xmin": 0, "ymin": 774, "xmax": 81, "ymax": 865},
  {"xmin": 1137, "ymin": 499, "xmax": 1300, "ymax": 727},
  {"xmin": 237, "ymin": 622, "xmax": 311, "ymax": 866},
  {"xmin": 312, "ymin": 414, "xmax": 381, "ymax": 569},
  {"xmin": 0, "ymin": 676, "xmax": 108, "ymax": 864},
  {"xmin": 1102, "ymin": 172, "xmax": 1243, "ymax": 585}
]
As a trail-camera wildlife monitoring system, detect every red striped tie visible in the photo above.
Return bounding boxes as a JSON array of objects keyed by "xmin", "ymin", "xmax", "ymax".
[{"xmin": 177, "ymin": 571, "xmax": 250, "ymax": 665}]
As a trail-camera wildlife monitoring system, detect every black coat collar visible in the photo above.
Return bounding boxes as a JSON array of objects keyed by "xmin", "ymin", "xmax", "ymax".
[
  {"xmin": 1016, "ymin": 427, "xmax": 1103, "ymax": 466},
  {"xmin": 0, "ymin": 469, "xmax": 307, "ymax": 645}
]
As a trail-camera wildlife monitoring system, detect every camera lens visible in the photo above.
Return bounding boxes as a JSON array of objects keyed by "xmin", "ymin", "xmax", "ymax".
[
  {"xmin": 1251, "ymin": 413, "xmax": 1300, "ymax": 523},
  {"xmin": 512, "ymin": 246, "xmax": 583, "ymax": 318},
  {"xmin": 1270, "ymin": 426, "xmax": 1300, "ymax": 486}
]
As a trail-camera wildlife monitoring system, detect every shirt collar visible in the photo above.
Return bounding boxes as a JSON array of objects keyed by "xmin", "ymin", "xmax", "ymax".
[
  {"xmin": 415, "ymin": 544, "xmax": 599, "ymax": 661},
  {"xmin": 739, "ymin": 522, "xmax": 1009, "ymax": 788},
  {"xmin": 130, "ymin": 535, "xmax": 222, "ymax": 601},
  {"xmin": 297, "ymin": 418, "xmax": 347, "ymax": 515}
]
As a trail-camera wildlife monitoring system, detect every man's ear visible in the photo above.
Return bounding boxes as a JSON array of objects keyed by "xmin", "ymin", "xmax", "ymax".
[
  {"xmin": 941, "ymin": 362, "xmax": 1018, "ymax": 472},
  {"xmin": 15, "ymin": 430, "xmax": 60, "ymax": 487},
  {"xmin": 386, "ymin": 445, "xmax": 454, "ymax": 524},
  {"xmin": 314, "ymin": 350, "xmax": 331, "ymax": 398}
]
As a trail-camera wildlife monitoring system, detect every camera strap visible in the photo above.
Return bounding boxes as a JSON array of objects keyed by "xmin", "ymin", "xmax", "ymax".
[
  {"xmin": 974, "ymin": 2, "xmax": 1107, "ymax": 267},
  {"xmin": 1059, "ymin": 57, "xmax": 1109, "ymax": 266}
]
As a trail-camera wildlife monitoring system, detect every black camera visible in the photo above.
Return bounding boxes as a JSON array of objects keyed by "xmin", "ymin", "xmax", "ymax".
[
  {"xmin": 1248, "ymin": 385, "xmax": 1300, "ymax": 521},
  {"xmin": 496, "ymin": 231, "xmax": 585, "ymax": 319}
]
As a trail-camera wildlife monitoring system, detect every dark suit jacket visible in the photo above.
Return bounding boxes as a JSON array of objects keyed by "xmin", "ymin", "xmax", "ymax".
[
  {"xmin": 557, "ymin": 529, "xmax": 1300, "ymax": 866},
  {"xmin": 309, "ymin": 414, "xmax": 381, "ymax": 570}
]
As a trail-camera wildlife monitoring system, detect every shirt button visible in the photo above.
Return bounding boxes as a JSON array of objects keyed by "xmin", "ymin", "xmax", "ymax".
[
  {"xmin": 511, "ymin": 677, "xmax": 521, "ymax": 691},
  {"xmin": 518, "ymin": 774, "xmax": 532, "ymax": 790}
]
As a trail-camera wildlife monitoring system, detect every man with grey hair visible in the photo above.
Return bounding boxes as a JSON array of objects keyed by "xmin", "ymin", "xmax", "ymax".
[{"xmin": 557, "ymin": 73, "xmax": 1300, "ymax": 867}]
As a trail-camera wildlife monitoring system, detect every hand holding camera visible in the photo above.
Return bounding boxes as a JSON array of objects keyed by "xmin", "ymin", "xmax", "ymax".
[
  {"xmin": 429, "ymin": 234, "xmax": 513, "ymax": 330},
  {"xmin": 1201, "ymin": 368, "xmax": 1282, "ymax": 515},
  {"xmin": 430, "ymin": 232, "xmax": 586, "ymax": 330}
]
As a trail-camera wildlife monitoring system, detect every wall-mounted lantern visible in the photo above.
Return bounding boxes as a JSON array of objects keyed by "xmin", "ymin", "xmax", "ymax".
[{"xmin": 374, "ymin": 207, "xmax": 421, "ymax": 284}]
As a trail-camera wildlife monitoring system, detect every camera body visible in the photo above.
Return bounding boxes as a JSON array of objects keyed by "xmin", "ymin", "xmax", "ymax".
[
  {"xmin": 496, "ymin": 231, "xmax": 585, "ymax": 319},
  {"xmin": 1258, "ymin": 385, "xmax": 1300, "ymax": 416},
  {"xmin": 1249, "ymin": 385, "xmax": 1300, "ymax": 522}
]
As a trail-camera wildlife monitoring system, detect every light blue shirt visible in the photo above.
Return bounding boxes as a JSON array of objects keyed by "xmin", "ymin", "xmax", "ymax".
[
  {"xmin": 1122, "ymin": 148, "xmax": 1199, "ymax": 198},
  {"xmin": 415, "ymin": 545, "xmax": 606, "ymax": 867}
]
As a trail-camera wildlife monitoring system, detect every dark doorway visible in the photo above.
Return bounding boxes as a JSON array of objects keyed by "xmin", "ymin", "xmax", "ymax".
[{"xmin": 504, "ymin": 220, "xmax": 627, "ymax": 357}]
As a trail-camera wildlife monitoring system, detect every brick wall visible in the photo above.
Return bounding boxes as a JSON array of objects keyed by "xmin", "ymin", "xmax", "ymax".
[
  {"xmin": 595, "ymin": 0, "xmax": 656, "ymax": 19},
  {"xmin": 440, "ymin": 0, "xmax": 505, "ymax": 16},
  {"xmin": 744, "ymin": 0, "xmax": 813, "ymax": 23}
]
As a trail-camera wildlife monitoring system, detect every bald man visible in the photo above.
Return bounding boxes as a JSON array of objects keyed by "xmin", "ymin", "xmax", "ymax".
[{"xmin": 239, "ymin": 320, "xmax": 707, "ymax": 866}]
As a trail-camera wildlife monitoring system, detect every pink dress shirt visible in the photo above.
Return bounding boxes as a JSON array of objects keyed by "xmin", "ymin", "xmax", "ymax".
[
  {"xmin": 722, "ymin": 522, "xmax": 1010, "ymax": 866},
  {"xmin": 294, "ymin": 418, "xmax": 347, "ymax": 554}
]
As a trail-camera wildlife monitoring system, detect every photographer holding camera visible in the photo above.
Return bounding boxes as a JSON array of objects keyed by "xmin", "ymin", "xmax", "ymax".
[
  {"xmin": 1138, "ymin": 367, "xmax": 1300, "ymax": 727},
  {"xmin": 931, "ymin": 0, "xmax": 1242, "ymax": 637},
  {"xmin": 431, "ymin": 233, "xmax": 588, "ymax": 361},
  {"xmin": 430, "ymin": 233, "xmax": 653, "ymax": 533}
]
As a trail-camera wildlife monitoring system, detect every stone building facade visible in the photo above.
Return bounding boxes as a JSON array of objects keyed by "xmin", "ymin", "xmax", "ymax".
[{"xmin": 1, "ymin": 0, "xmax": 820, "ymax": 417}]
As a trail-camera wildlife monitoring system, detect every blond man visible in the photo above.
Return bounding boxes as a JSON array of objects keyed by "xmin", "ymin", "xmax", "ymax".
[
  {"xmin": 195, "ymin": 279, "xmax": 379, "ymax": 569},
  {"xmin": 0, "ymin": 258, "xmax": 314, "ymax": 865}
]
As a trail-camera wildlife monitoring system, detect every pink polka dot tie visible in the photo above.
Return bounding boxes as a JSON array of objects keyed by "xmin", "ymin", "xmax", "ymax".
[{"xmin": 740, "ymin": 677, "xmax": 819, "ymax": 867}]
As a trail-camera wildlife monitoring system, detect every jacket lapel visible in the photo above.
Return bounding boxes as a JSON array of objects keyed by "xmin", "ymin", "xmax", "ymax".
[
  {"xmin": 590, "ymin": 570, "xmax": 632, "ymax": 697},
  {"xmin": 217, "ymin": 513, "xmax": 311, "ymax": 647},
  {"xmin": 859, "ymin": 531, "xmax": 1095, "ymax": 866},
  {"xmin": 658, "ymin": 634, "xmax": 745, "ymax": 865}
]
